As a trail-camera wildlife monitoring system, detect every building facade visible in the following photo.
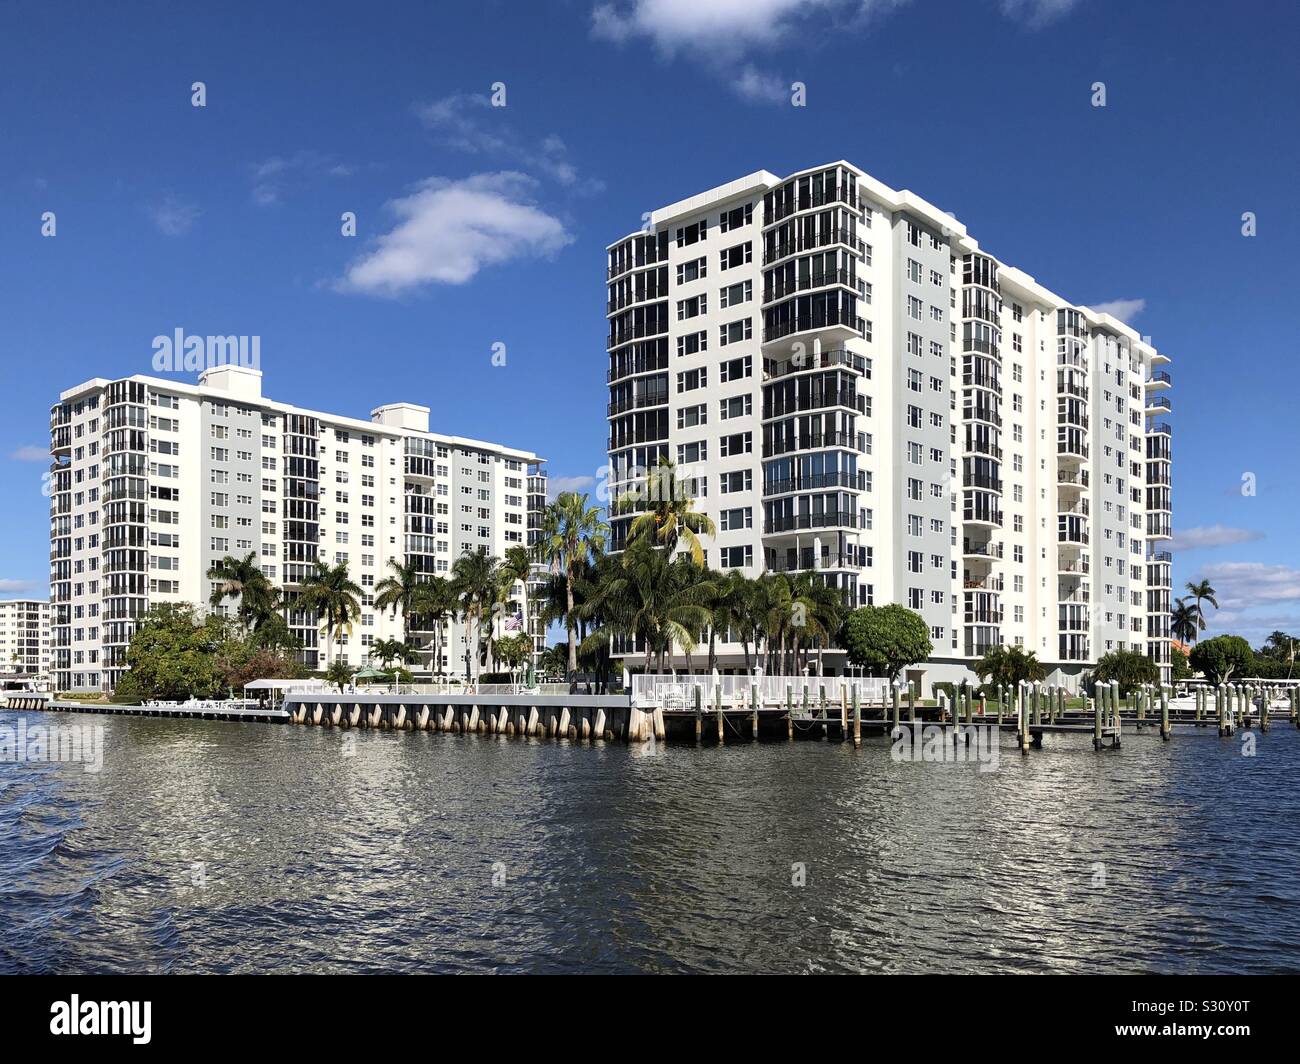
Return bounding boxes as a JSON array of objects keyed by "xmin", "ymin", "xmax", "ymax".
[
  {"xmin": 49, "ymin": 366, "xmax": 547, "ymax": 692},
  {"xmin": 0, "ymin": 599, "xmax": 52, "ymax": 689},
  {"xmin": 606, "ymin": 163, "xmax": 1173, "ymax": 689}
]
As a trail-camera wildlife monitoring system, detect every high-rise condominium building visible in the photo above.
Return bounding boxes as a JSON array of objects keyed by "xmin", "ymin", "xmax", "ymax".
[
  {"xmin": 606, "ymin": 163, "xmax": 1173, "ymax": 690},
  {"xmin": 0, "ymin": 599, "xmax": 52, "ymax": 689},
  {"xmin": 50, "ymin": 366, "xmax": 547, "ymax": 693}
]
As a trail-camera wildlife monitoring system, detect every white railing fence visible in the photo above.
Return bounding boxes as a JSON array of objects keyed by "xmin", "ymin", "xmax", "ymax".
[
  {"xmin": 631, "ymin": 673, "xmax": 888, "ymax": 709},
  {"xmin": 287, "ymin": 681, "xmax": 571, "ymax": 698}
]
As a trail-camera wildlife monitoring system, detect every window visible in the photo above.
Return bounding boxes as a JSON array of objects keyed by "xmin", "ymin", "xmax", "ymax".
[
  {"xmin": 720, "ymin": 242, "xmax": 752, "ymax": 270},
  {"xmin": 720, "ymin": 507, "xmax": 752, "ymax": 531},
  {"xmin": 719, "ymin": 318, "xmax": 752, "ymax": 346},
  {"xmin": 720, "ymin": 355, "xmax": 752, "ymax": 382},
  {"xmin": 719, "ymin": 203, "xmax": 752, "ymax": 231},
  {"xmin": 677, "ymin": 331, "xmax": 707, "ymax": 357},
  {"xmin": 676, "ymin": 220, "xmax": 707, "ymax": 247},
  {"xmin": 676, "ymin": 257, "xmax": 706, "ymax": 284},
  {"xmin": 720, "ymin": 280, "xmax": 751, "ymax": 308}
]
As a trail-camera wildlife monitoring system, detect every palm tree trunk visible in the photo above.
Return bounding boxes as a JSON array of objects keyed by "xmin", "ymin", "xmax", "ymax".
[
  {"xmin": 565, "ymin": 572, "xmax": 578, "ymax": 679},
  {"xmin": 707, "ymin": 627, "xmax": 717, "ymax": 674}
]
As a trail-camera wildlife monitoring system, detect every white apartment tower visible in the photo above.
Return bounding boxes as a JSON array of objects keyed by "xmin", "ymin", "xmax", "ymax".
[
  {"xmin": 0, "ymin": 599, "xmax": 52, "ymax": 689},
  {"xmin": 606, "ymin": 164, "xmax": 1173, "ymax": 689},
  {"xmin": 49, "ymin": 366, "xmax": 547, "ymax": 693}
]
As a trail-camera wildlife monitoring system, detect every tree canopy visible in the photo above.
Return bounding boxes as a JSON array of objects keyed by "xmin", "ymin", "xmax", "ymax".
[
  {"xmin": 838, "ymin": 605, "xmax": 932, "ymax": 679},
  {"xmin": 1189, "ymin": 635, "xmax": 1253, "ymax": 684}
]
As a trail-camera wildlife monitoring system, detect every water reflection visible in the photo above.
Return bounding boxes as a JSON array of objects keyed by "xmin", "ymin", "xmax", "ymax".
[{"xmin": 1, "ymin": 710, "xmax": 1297, "ymax": 973}]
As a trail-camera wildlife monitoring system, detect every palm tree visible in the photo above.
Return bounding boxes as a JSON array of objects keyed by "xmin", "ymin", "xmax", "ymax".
[
  {"xmin": 451, "ymin": 548, "xmax": 500, "ymax": 682},
  {"xmin": 498, "ymin": 544, "xmax": 534, "ymax": 663},
  {"xmin": 615, "ymin": 456, "xmax": 716, "ymax": 567},
  {"xmin": 296, "ymin": 560, "xmax": 362, "ymax": 671},
  {"xmin": 591, "ymin": 542, "xmax": 711, "ymax": 673},
  {"xmin": 207, "ymin": 552, "xmax": 278, "ymax": 630},
  {"xmin": 369, "ymin": 638, "xmax": 414, "ymax": 670},
  {"xmin": 974, "ymin": 644, "xmax": 1046, "ymax": 691},
  {"xmin": 790, "ymin": 572, "xmax": 845, "ymax": 675},
  {"xmin": 707, "ymin": 569, "xmax": 751, "ymax": 673},
  {"xmin": 409, "ymin": 576, "xmax": 456, "ymax": 677},
  {"xmin": 1170, "ymin": 597, "xmax": 1200, "ymax": 645},
  {"xmin": 374, "ymin": 558, "xmax": 422, "ymax": 645},
  {"xmin": 1184, "ymin": 579, "xmax": 1219, "ymax": 643},
  {"xmin": 537, "ymin": 491, "xmax": 608, "ymax": 679}
]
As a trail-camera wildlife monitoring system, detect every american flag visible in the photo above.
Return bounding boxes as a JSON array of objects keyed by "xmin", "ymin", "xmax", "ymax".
[{"xmin": 503, "ymin": 610, "xmax": 523, "ymax": 632}]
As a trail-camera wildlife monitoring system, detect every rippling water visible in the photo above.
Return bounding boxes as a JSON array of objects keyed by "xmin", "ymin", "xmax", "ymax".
[{"xmin": 2, "ymin": 708, "xmax": 1298, "ymax": 974}]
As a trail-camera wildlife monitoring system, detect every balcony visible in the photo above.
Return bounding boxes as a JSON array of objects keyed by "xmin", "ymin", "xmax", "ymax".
[
  {"xmin": 1148, "ymin": 421, "xmax": 1172, "ymax": 437},
  {"xmin": 1145, "ymin": 370, "xmax": 1172, "ymax": 389},
  {"xmin": 762, "ymin": 227, "xmax": 864, "ymax": 267},
  {"xmin": 1059, "ymin": 557, "xmax": 1090, "ymax": 575},
  {"xmin": 764, "ymin": 346, "xmax": 867, "ymax": 380},
  {"xmin": 964, "ymin": 472, "xmax": 1003, "ymax": 493},
  {"xmin": 762, "ymin": 306, "xmax": 864, "ymax": 345},
  {"xmin": 1145, "ymin": 395, "xmax": 1172, "ymax": 416},
  {"xmin": 763, "ymin": 511, "xmax": 859, "ymax": 534},
  {"xmin": 763, "ymin": 268, "xmax": 857, "ymax": 305},
  {"xmin": 765, "ymin": 551, "xmax": 864, "ymax": 574},
  {"xmin": 763, "ymin": 471, "xmax": 866, "ymax": 496},
  {"xmin": 763, "ymin": 391, "xmax": 864, "ymax": 420},
  {"xmin": 762, "ymin": 431, "xmax": 865, "ymax": 458},
  {"xmin": 608, "ymin": 390, "xmax": 669, "ymax": 417},
  {"xmin": 962, "ymin": 539, "xmax": 1002, "ymax": 560}
]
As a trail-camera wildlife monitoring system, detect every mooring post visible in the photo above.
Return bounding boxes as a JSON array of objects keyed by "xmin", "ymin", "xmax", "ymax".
[
  {"xmin": 996, "ymin": 686, "xmax": 1004, "ymax": 727},
  {"xmin": 908, "ymin": 680, "xmax": 917, "ymax": 723},
  {"xmin": 786, "ymin": 683, "xmax": 794, "ymax": 740},
  {"xmin": 1217, "ymin": 684, "xmax": 1228, "ymax": 737},
  {"xmin": 853, "ymin": 688, "xmax": 862, "ymax": 748},
  {"xmin": 1019, "ymin": 685, "xmax": 1030, "ymax": 754},
  {"xmin": 1261, "ymin": 686, "xmax": 1271, "ymax": 732},
  {"xmin": 1160, "ymin": 686, "xmax": 1171, "ymax": 741},
  {"xmin": 751, "ymin": 683, "xmax": 760, "ymax": 742},
  {"xmin": 694, "ymin": 685, "xmax": 702, "ymax": 744},
  {"xmin": 1093, "ymin": 687, "xmax": 1103, "ymax": 750},
  {"xmin": 891, "ymin": 683, "xmax": 900, "ymax": 733},
  {"xmin": 715, "ymin": 684, "xmax": 724, "ymax": 744}
]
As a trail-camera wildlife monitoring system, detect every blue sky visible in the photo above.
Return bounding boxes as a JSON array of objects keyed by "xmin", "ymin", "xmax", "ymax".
[{"xmin": 1, "ymin": 0, "xmax": 1297, "ymax": 643}]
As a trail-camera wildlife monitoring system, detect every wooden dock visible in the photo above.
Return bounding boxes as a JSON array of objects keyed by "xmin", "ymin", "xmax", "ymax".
[{"xmin": 7, "ymin": 678, "xmax": 1296, "ymax": 751}]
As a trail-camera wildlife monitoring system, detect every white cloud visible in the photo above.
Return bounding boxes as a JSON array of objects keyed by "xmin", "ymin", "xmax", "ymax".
[
  {"xmin": 999, "ymin": 0, "xmax": 1080, "ymax": 27},
  {"xmin": 592, "ymin": 0, "xmax": 841, "ymax": 58},
  {"xmin": 336, "ymin": 172, "xmax": 572, "ymax": 297},
  {"xmin": 0, "ymin": 579, "xmax": 37, "ymax": 594},
  {"xmin": 547, "ymin": 475, "xmax": 596, "ymax": 501},
  {"xmin": 592, "ymin": 0, "xmax": 1077, "ymax": 101},
  {"xmin": 733, "ymin": 65, "xmax": 789, "ymax": 103},
  {"xmin": 148, "ymin": 195, "xmax": 201, "ymax": 236},
  {"xmin": 414, "ymin": 94, "xmax": 598, "ymax": 191},
  {"xmin": 9, "ymin": 445, "xmax": 48, "ymax": 462},
  {"xmin": 1169, "ymin": 525, "xmax": 1264, "ymax": 553},
  {"xmin": 1088, "ymin": 297, "xmax": 1146, "ymax": 323},
  {"xmin": 1195, "ymin": 562, "xmax": 1300, "ymax": 611},
  {"xmin": 250, "ymin": 150, "xmax": 354, "ymax": 206}
]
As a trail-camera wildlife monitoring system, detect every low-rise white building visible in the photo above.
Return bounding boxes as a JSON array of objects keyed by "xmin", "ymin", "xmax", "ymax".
[
  {"xmin": 0, "ymin": 599, "xmax": 51, "ymax": 690},
  {"xmin": 49, "ymin": 366, "xmax": 546, "ymax": 692}
]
